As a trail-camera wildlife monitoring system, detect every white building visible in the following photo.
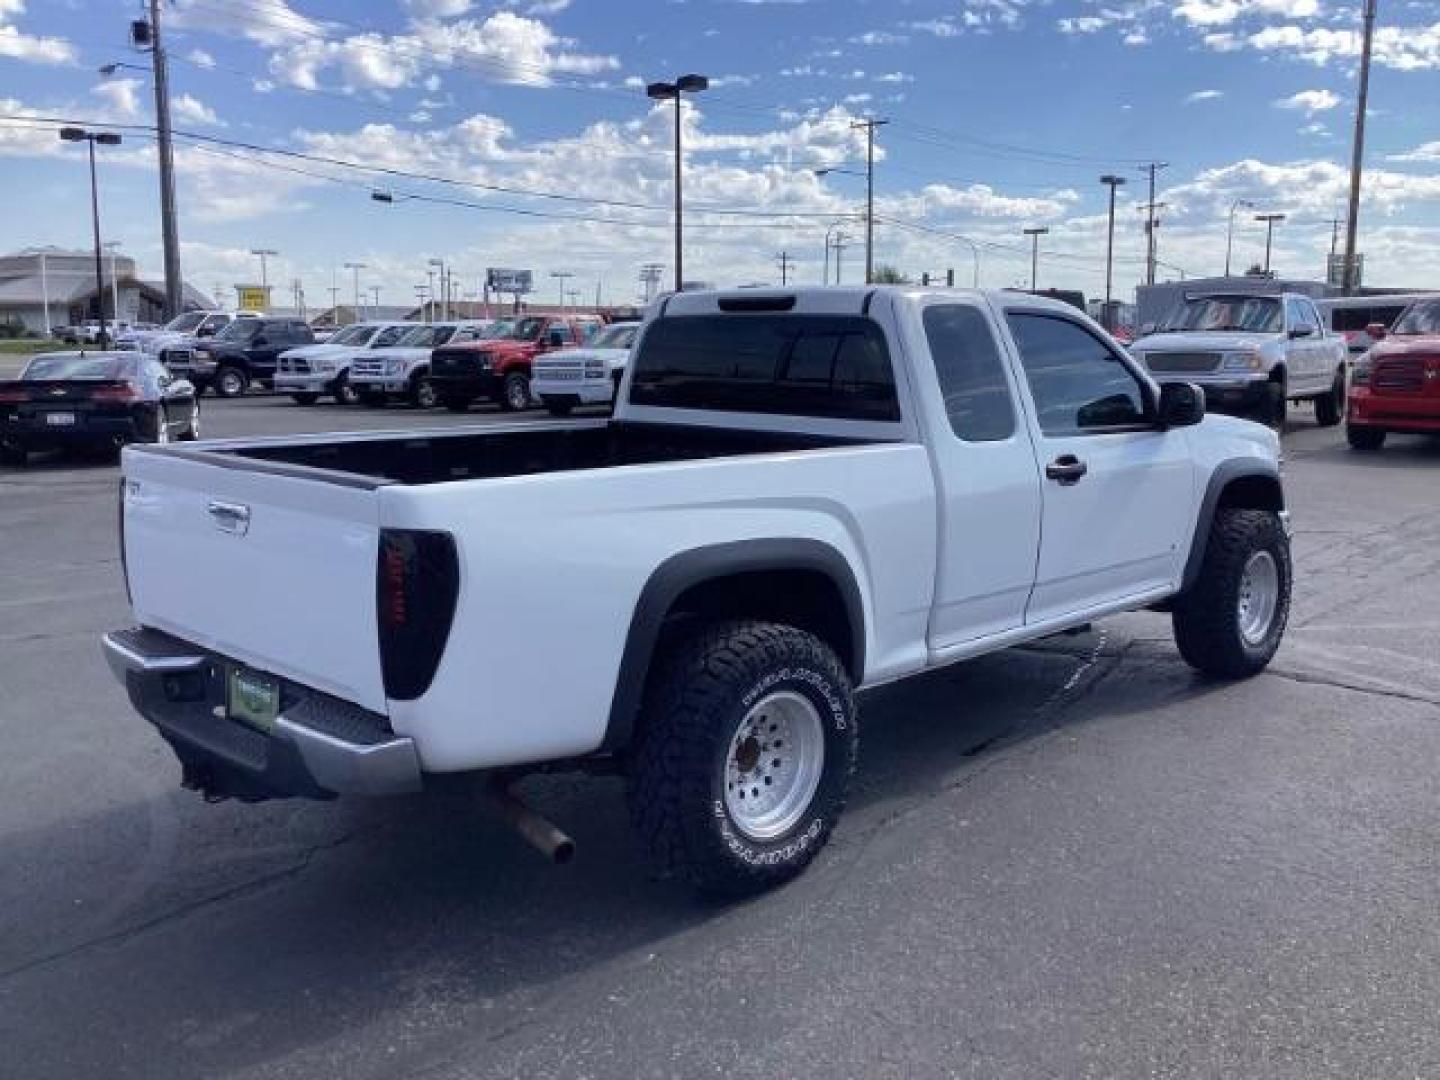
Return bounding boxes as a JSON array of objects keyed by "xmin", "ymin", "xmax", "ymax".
[{"xmin": 0, "ymin": 247, "xmax": 213, "ymax": 334}]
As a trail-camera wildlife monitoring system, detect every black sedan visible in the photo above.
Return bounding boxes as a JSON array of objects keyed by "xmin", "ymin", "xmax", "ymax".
[{"xmin": 0, "ymin": 351, "xmax": 200, "ymax": 465}]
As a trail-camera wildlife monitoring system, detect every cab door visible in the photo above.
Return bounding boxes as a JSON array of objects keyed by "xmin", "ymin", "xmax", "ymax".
[{"xmin": 1000, "ymin": 306, "xmax": 1197, "ymax": 625}]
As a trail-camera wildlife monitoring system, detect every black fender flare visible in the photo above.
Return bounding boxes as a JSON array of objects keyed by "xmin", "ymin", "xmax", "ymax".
[
  {"xmin": 1180, "ymin": 458, "xmax": 1284, "ymax": 592},
  {"xmin": 601, "ymin": 538, "xmax": 866, "ymax": 752}
]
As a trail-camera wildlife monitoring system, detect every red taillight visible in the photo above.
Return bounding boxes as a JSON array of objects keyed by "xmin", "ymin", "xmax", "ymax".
[
  {"xmin": 93, "ymin": 382, "xmax": 141, "ymax": 402},
  {"xmin": 376, "ymin": 529, "xmax": 459, "ymax": 700},
  {"xmin": 0, "ymin": 387, "xmax": 27, "ymax": 403}
]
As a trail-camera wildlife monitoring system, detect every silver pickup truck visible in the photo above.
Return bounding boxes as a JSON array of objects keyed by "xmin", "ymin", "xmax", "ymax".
[{"xmin": 1131, "ymin": 292, "xmax": 1347, "ymax": 429}]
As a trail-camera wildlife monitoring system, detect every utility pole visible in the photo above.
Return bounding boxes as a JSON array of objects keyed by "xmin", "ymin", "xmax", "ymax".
[
  {"xmin": 1023, "ymin": 226, "xmax": 1048, "ymax": 291},
  {"xmin": 344, "ymin": 262, "xmax": 366, "ymax": 323},
  {"xmin": 775, "ymin": 250, "xmax": 794, "ymax": 285},
  {"xmin": 1099, "ymin": 174, "xmax": 1127, "ymax": 332},
  {"xmin": 369, "ymin": 285, "xmax": 381, "ymax": 313},
  {"xmin": 327, "ymin": 285, "xmax": 339, "ymax": 320},
  {"xmin": 140, "ymin": 0, "xmax": 182, "ymax": 320},
  {"xmin": 1139, "ymin": 162, "xmax": 1168, "ymax": 286},
  {"xmin": 293, "ymin": 278, "xmax": 306, "ymax": 320},
  {"xmin": 647, "ymin": 74, "xmax": 709, "ymax": 293},
  {"xmin": 639, "ymin": 262, "xmax": 664, "ymax": 303},
  {"xmin": 250, "ymin": 248, "xmax": 277, "ymax": 294},
  {"xmin": 550, "ymin": 270, "xmax": 573, "ymax": 309},
  {"xmin": 831, "ymin": 231, "xmax": 852, "ymax": 285},
  {"xmin": 851, "ymin": 117, "xmax": 889, "ymax": 284},
  {"xmin": 1342, "ymin": 0, "xmax": 1378, "ymax": 295},
  {"xmin": 1256, "ymin": 212, "xmax": 1286, "ymax": 276}
]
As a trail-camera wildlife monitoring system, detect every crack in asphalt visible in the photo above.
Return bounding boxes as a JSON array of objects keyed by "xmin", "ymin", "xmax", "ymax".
[
  {"xmin": 0, "ymin": 830, "xmax": 357, "ymax": 985},
  {"xmin": 1266, "ymin": 667, "xmax": 1440, "ymax": 710}
]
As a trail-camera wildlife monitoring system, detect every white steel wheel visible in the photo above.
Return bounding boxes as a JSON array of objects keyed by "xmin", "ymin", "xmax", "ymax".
[
  {"xmin": 1236, "ymin": 550, "xmax": 1280, "ymax": 646},
  {"xmin": 722, "ymin": 690, "xmax": 826, "ymax": 842}
]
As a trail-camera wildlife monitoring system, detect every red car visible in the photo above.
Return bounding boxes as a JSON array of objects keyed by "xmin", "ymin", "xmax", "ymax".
[
  {"xmin": 1347, "ymin": 296, "xmax": 1440, "ymax": 450},
  {"xmin": 428, "ymin": 314, "xmax": 604, "ymax": 412}
]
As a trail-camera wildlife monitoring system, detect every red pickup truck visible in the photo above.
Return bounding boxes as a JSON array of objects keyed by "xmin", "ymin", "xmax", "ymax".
[
  {"xmin": 1347, "ymin": 296, "xmax": 1440, "ymax": 450},
  {"xmin": 428, "ymin": 314, "xmax": 604, "ymax": 412}
]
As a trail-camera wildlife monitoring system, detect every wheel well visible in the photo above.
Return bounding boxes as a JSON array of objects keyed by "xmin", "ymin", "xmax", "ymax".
[
  {"xmin": 1217, "ymin": 473, "xmax": 1284, "ymax": 513},
  {"xmin": 664, "ymin": 570, "xmax": 858, "ymax": 680},
  {"xmin": 1269, "ymin": 363, "xmax": 1287, "ymax": 386}
]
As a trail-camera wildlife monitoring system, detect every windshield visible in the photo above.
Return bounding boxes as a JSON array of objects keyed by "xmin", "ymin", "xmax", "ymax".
[
  {"xmin": 591, "ymin": 324, "xmax": 639, "ymax": 350},
  {"xmin": 214, "ymin": 319, "xmax": 260, "ymax": 342},
  {"xmin": 164, "ymin": 312, "xmax": 206, "ymax": 333},
  {"xmin": 328, "ymin": 324, "xmax": 377, "ymax": 346},
  {"xmin": 1162, "ymin": 296, "xmax": 1282, "ymax": 334},
  {"xmin": 23, "ymin": 354, "xmax": 131, "ymax": 380},
  {"xmin": 1392, "ymin": 299, "xmax": 1440, "ymax": 335},
  {"xmin": 396, "ymin": 325, "xmax": 456, "ymax": 348},
  {"xmin": 506, "ymin": 317, "xmax": 546, "ymax": 341}
]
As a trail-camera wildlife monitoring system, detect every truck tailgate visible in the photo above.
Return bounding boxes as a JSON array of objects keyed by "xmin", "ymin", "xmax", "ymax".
[{"xmin": 120, "ymin": 448, "xmax": 388, "ymax": 713}]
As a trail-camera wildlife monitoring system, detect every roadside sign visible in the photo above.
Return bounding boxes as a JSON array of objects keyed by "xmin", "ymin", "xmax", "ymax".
[
  {"xmin": 486, "ymin": 268, "xmax": 533, "ymax": 294},
  {"xmin": 235, "ymin": 285, "xmax": 269, "ymax": 312}
]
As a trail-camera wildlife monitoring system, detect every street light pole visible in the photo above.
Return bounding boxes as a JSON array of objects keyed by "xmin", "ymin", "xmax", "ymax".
[
  {"xmin": 1023, "ymin": 226, "xmax": 1049, "ymax": 291},
  {"xmin": 550, "ymin": 270, "xmax": 574, "ymax": 309},
  {"xmin": 250, "ymin": 248, "xmax": 277, "ymax": 296},
  {"xmin": 1342, "ymin": 0, "xmax": 1379, "ymax": 295},
  {"xmin": 428, "ymin": 258, "xmax": 447, "ymax": 320},
  {"xmin": 60, "ymin": 127, "xmax": 122, "ymax": 346},
  {"xmin": 646, "ymin": 74, "xmax": 709, "ymax": 293},
  {"xmin": 104, "ymin": 241, "xmax": 122, "ymax": 325},
  {"xmin": 851, "ymin": 118, "xmax": 889, "ymax": 284},
  {"xmin": 1099, "ymin": 174, "xmax": 1127, "ymax": 332},
  {"xmin": 343, "ymin": 262, "xmax": 366, "ymax": 323},
  {"xmin": 1255, "ymin": 212, "xmax": 1286, "ymax": 276},
  {"xmin": 1224, "ymin": 198, "xmax": 1255, "ymax": 277}
]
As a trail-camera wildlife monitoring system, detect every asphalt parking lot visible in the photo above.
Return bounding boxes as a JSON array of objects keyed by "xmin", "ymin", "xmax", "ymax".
[{"xmin": 3, "ymin": 395, "xmax": 1440, "ymax": 1079}]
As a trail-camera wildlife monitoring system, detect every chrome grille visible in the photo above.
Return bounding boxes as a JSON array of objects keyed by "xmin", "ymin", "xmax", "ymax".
[
  {"xmin": 1144, "ymin": 351, "xmax": 1222, "ymax": 374},
  {"xmin": 1373, "ymin": 358, "xmax": 1425, "ymax": 393},
  {"xmin": 278, "ymin": 357, "xmax": 311, "ymax": 374},
  {"xmin": 350, "ymin": 358, "xmax": 386, "ymax": 378},
  {"xmin": 537, "ymin": 361, "xmax": 585, "ymax": 381}
]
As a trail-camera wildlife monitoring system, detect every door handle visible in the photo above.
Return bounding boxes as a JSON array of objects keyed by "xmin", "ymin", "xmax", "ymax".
[
  {"xmin": 1045, "ymin": 455, "xmax": 1088, "ymax": 485},
  {"xmin": 207, "ymin": 500, "xmax": 251, "ymax": 535}
]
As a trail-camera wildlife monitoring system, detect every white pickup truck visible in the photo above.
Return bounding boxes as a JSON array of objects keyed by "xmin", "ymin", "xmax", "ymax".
[
  {"xmin": 1131, "ymin": 291, "xmax": 1348, "ymax": 429},
  {"xmin": 104, "ymin": 287, "xmax": 1291, "ymax": 895}
]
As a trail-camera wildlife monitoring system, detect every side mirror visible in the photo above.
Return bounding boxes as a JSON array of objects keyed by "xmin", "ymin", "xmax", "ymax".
[
  {"xmin": 1157, "ymin": 382, "xmax": 1205, "ymax": 428},
  {"xmin": 1365, "ymin": 322, "xmax": 1388, "ymax": 341}
]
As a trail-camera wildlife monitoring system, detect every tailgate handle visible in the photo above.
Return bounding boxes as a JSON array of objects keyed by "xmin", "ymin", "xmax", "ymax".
[{"xmin": 207, "ymin": 500, "xmax": 251, "ymax": 535}]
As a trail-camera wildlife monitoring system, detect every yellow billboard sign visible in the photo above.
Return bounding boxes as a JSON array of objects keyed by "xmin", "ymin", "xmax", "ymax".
[{"xmin": 236, "ymin": 285, "xmax": 269, "ymax": 312}]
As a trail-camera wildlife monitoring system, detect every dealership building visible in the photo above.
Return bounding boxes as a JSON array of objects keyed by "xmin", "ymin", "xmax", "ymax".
[{"xmin": 0, "ymin": 247, "xmax": 213, "ymax": 334}]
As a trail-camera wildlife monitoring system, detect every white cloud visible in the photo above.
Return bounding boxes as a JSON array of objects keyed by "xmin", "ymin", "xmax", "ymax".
[
  {"xmin": 1388, "ymin": 141, "xmax": 1440, "ymax": 164},
  {"xmin": 1204, "ymin": 31, "xmax": 1242, "ymax": 50},
  {"xmin": 91, "ymin": 78, "xmax": 143, "ymax": 120},
  {"xmin": 1186, "ymin": 89, "xmax": 1225, "ymax": 102},
  {"xmin": 173, "ymin": 93, "xmax": 223, "ymax": 127},
  {"xmin": 851, "ymin": 30, "xmax": 908, "ymax": 45},
  {"xmin": 1275, "ymin": 88, "xmax": 1340, "ymax": 113},
  {"xmin": 1174, "ymin": 0, "xmax": 1319, "ymax": 27},
  {"xmin": 404, "ymin": 0, "xmax": 472, "ymax": 14},
  {"xmin": 522, "ymin": 0, "xmax": 572, "ymax": 13},
  {"xmin": 1058, "ymin": 16, "xmax": 1107, "ymax": 33},
  {"xmin": 1246, "ymin": 21, "xmax": 1440, "ymax": 70},
  {"xmin": 186, "ymin": 47, "xmax": 216, "ymax": 69},
  {"xmin": 0, "ymin": 0, "xmax": 76, "ymax": 65},
  {"xmin": 173, "ymin": 0, "xmax": 324, "ymax": 48},
  {"xmin": 874, "ymin": 72, "xmax": 914, "ymax": 83},
  {"xmin": 843, "ymin": 92, "xmax": 873, "ymax": 104}
]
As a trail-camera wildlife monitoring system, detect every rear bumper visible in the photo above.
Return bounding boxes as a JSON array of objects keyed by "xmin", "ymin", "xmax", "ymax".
[
  {"xmin": 2, "ymin": 413, "xmax": 148, "ymax": 449},
  {"xmin": 102, "ymin": 627, "xmax": 421, "ymax": 801}
]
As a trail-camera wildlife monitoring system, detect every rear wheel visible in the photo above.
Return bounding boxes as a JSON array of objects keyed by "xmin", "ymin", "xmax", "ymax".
[
  {"xmin": 409, "ymin": 374, "xmax": 437, "ymax": 409},
  {"xmin": 441, "ymin": 395, "xmax": 472, "ymax": 413},
  {"xmin": 1347, "ymin": 423, "xmax": 1386, "ymax": 451},
  {"xmin": 1314, "ymin": 372, "xmax": 1344, "ymax": 427},
  {"xmin": 179, "ymin": 404, "xmax": 201, "ymax": 441},
  {"xmin": 214, "ymin": 366, "xmax": 248, "ymax": 398},
  {"xmin": 499, "ymin": 371, "xmax": 531, "ymax": 412},
  {"xmin": 290, "ymin": 393, "xmax": 320, "ymax": 406},
  {"xmin": 1261, "ymin": 380, "xmax": 1287, "ymax": 432},
  {"xmin": 1172, "ymin": 509, "xmax": 1291, "ymax": 679},
  {"xmin": 628, "ymin": 620, "xmax": 858, "ymax": 896}
]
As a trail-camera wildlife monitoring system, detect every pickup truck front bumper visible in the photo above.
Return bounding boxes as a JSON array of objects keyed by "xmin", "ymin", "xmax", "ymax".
[
  {"xmin": 1155, "ymin": 374, "xmax": 1271, "ymax": 415},
  {"xmin": 102, "ymin": 627, "xmax": 421, "ymax": 802}
]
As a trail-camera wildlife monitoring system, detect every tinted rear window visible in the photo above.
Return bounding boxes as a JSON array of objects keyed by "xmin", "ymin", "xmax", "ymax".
[
  {"xmin": 24, "ymin": 355, "xmax": 131, "ymax": 380},
  {"xmin": 629, "ymin": 314, "xmax": 900, "ymax": 421},
  {"xmin": 1330, "ymin": 305, "xmax": 1408, "ymax": 333}
]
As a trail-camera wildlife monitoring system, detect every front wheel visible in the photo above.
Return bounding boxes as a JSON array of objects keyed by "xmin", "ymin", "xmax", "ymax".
[
  {"xmin": 628, "ymin": 620, "xmax": 858, "ymax": 896},
  {"xmin": 1172, "ymin": 509, "xmax": 1291, "ymax": 679},
  {"xmin": 1314, "ymin": 373, "xmax": 1345, "ymax": 427},
  {"xmin": 499, "ymin": 371, "xmax": 531, "ymax": 412},
  {"xmin": 331, "ymin": 373, "xmax": 359, "ymax": 406},
  {"xmin": 1347, "ymin": 423, "xmax": 1386, "ymax": 451},
  {"xmin": 214, "ymin": 366, "xmax": 248, "ymax": 398},
  {"xmin": 409, "ymin": 375, "xmax": 437, "ymax": 409},
  {"xmin": 1260, "ymin": 381, "xmax": 1287, "ymax": 432}
]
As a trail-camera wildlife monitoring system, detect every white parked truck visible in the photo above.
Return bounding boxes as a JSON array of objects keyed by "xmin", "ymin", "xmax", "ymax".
[
  {"xmin": 1130, "ymin": 292, "xmax": 1347, "ymax": 429},
  {"xmin": 348, "ymin": 321, "xmax": 500, "ymax": 408},
  {"xmin": 272, "ymin": 321, "xmax": 414, "ymax": 406},
  {"xmin": 532, "ymin": 321, "xmax": 641, "ymax": 416},
  {"xmin": 104, "ymin": 287, "xmax": 1291, "ymax": 894}
]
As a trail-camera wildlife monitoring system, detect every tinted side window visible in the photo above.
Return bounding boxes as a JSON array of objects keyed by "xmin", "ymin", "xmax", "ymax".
[
  {"xmin": 374, "ymin": 326, "xmax": 406, "ymax": 346},
  {"xmin": 630, "ymin": 314, "xmax": 900, "ymax": 421},
  {"xmin": 1006, "ymin": 313, "xmax": 1147, "ymax": 434},
  {"xmin": 923, "ymin": 304, "xmax": 1016, "ymax": 442}
]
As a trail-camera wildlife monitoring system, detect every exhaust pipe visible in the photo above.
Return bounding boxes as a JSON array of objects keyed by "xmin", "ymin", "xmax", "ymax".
[{"xmin": 484, "ymin": 781, "xmax": 575, "ymax": 864}]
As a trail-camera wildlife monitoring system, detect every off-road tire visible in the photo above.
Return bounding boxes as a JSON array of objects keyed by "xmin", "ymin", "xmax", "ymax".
[
  {"xmin": 441, "ymin": 395, "xmax": 472, "ymax": 413},
  {"xmin": 1172, "ymin": 509, "xmax": 1291, "ymax": 679},
  {"xmin": 331, "ymin": 373, "xmax": 359, "ymax": 406},
  {"xmin": 214, "ymin": 366, "xmax": 248, "ymax": 398},
  {"xmin": 499, "ymin": 371, "xmax": 531, "ymax": 412},
  {"xmin": 1347, "ymin": 424, "xmax": 1386, "ymax": 451},
  {"xmin": 409, "ymin": 374, "xmax": 437, "ymax": 409},
  {"xmin": 1261, "ymin": 380, "xmax": 1287, "ymax": 432},
  {"xmin": 1314, "ymin": 373, "xmax": 1344, "ymax": 427},
  {"xmin": 290, "ymin": 393, "xmax": 320, "ymax": 406},
  {"xmin": 628, "ymin": 619, "xmax": 858, "ymax": 896}
]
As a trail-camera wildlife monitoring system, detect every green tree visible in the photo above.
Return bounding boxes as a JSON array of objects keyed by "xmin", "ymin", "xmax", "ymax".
[{"xmin": 871, "ymin": 264, "xmax": 910, "ymax": 284}]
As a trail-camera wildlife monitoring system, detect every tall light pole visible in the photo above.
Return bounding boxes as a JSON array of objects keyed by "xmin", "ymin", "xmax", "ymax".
[
  {"xmin": 428, "ymin": 258, "xmax": 447, "ymax": 320},
  {"xmin": 1099, "ymin": 174, "xmax": 1126, "ymax": 332},
  {"xmin": 343, "ymin": 261, "xmax": 366, "ymax": 323},
  {"xmin": 1255, "ymin": 212, "xmax": 1286, "ymax": 276},
  {"xmin": 850, "ymin": 118, "xmax": 889, "ymax": 284},
  {"xmin": 646, "ymin": 73, "xmax": 709, "ymax": 293},
  {"xmin": 250, "ymin": 248, "xmax": 277, "ymax": 296},
  {"xmin": 103, "ymin": 241, "xmax": 122, "ymax": 324},
  {"xmin": 550, "ymin": 270, "xmax": 574, "ymax": 309},
  {"xmin": 369, "ymin": 285, "xmax": 381, "ymax": 312},
  {"xmin": 1342, "ymin": 0, "xmax": 1379, "ymax": 295},
  {"xmin": 1224, "ymin": 198, "xmax": 1255, "ymax": 277},
  {"xmin": 1023, "ymin": 226, "xmax": 1049, "ymax": 291},
  {"xmin": 59, "ymin": 127, "xmax": 122, "ymax": 346}
]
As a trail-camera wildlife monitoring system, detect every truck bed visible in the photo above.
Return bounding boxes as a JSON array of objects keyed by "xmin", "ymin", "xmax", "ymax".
[{"xmin": 166, "ymin": 420, "xmax": 875, "ymax": 487}]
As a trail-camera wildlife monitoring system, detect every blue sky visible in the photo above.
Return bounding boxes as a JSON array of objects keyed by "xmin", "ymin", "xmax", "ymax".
[{"xmin": 1, "ymin": 0, "xmax": 1438, "ymax": 307}]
